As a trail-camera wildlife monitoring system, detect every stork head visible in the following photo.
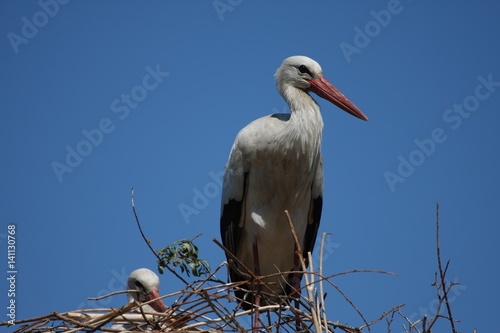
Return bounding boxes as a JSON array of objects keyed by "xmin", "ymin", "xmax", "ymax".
[
  {"xmin": 126, "ymin": 268, "xmax": 167, "ymax": 312},
  {"xmin": 275, "ymin": 56, "xmax": 368, "ymax": 121}
]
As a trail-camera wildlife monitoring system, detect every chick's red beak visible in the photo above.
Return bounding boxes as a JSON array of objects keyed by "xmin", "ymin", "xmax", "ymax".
[{"xmin": 144, "ymin": 288, "xmax": 167, "ymax": 312}]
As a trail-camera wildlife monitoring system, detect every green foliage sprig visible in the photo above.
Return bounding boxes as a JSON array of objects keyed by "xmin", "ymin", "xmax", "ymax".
[{"xmin": 157, "ymin": 238, "xmax": 211, "ymax": 277}]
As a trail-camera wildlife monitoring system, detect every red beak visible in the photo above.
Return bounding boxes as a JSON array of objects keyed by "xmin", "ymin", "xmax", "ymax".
[
  {"xmin": 308, "ymin": 76, "xmax": 368, "ymax": 121},
  {"xmin": 144, "ymin": 288, "xmax": 167, "ymax": 312}
]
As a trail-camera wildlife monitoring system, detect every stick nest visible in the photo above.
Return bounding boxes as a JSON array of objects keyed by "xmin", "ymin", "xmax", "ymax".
[{"xmin": 2, "ymin": 204, "xmax": 462, "ymax": 333}]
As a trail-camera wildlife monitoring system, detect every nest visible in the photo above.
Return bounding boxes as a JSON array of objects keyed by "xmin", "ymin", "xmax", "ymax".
[
  {"xmin": 2, "ymin": 237, "xmax": 396, "ymax": 333},
  {"xmin": 0, "ymin": 248, "xmax": 459, "ymax": 333},
  {"xmin": 3, "ymin": 205, "xmax": 462, "ymax": 333},
  {"xmin": 6, "ymin": 259, "xmax": 390, "ymax": 332}
]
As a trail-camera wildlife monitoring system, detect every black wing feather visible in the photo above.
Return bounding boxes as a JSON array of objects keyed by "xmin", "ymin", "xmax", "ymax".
[
  {"xmin": 220, "ymin": 172, "xmax": 251, "ymax": 307},
  {"xmin": 220, "ymin": 172, "xmax": 248, "ymax": 282}
]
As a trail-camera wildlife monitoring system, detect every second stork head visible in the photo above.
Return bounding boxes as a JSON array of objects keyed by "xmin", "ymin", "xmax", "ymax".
[{"xmin": 127, "ymin": 268, "xmax": 167, "ymax": 313}]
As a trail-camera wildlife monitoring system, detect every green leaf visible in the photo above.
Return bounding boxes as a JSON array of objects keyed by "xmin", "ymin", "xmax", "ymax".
[{"xmin": 156, "ymin": 238, "xmax": 211, "ymax": 279}]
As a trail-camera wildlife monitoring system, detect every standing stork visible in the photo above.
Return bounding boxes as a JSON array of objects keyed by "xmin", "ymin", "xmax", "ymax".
[{"xmin": 220, "ymin": 56, "xmax": 368, "ymax": 308}]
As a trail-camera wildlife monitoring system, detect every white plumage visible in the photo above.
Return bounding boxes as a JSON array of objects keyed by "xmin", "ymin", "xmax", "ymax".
[
  {"xmin": 125, "ymin": 268, "xmax": 167, "ymax": 313},
  {"xmin": 220, "ymin": 56, "xmax": 367, "ymax": 306},
  {"xmin": 111, "ymin": 268, "xmax": 167, "ymax": 331}
]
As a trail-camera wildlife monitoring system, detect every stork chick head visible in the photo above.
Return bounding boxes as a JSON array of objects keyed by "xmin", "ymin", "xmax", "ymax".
[{"xmin": 127, "ymin": 268, "xmax": 167, "ymax": 312}]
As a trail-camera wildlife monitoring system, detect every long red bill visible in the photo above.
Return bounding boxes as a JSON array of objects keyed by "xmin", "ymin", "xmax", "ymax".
[
  {"xmin": 144, "ymin": 288, "xmax": 167, "ymax": 312},
  {"xmin": 308, "ymin": 76, "xmax": 368, "ymax": 121}
]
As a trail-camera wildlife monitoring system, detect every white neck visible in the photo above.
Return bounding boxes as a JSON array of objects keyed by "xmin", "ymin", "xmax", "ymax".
[{"xmin": 278, "ymin": 84, "xmax": 324, "ymax": 155}]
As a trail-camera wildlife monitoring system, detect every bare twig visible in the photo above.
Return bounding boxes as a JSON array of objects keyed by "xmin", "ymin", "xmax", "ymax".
[
  {"xmin": 130, "ymin": 188, "xmax": 189, "ymax": 285},
  {"xmin": 284, "ymin": 210, "xmax": 321, "ymax": 332},
  {"xmin": 319, "ymin": 232, "xmax": 330, "ymax": 332},
  {"xmin": 88, "ymin": 289, "xmax": 138, "ymax": 301},
  {"xmin": 435, "ymin": 202, "xmax": 457, "ymax": 333},
  {"xmin": 359, "ymin": 303, "xmax": 404, "ymax": 329}
]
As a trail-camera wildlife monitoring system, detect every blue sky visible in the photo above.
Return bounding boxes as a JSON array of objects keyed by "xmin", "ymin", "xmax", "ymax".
[{"xmin": 1, "ymin": 1, "xmax": 499, "ymax": 332}]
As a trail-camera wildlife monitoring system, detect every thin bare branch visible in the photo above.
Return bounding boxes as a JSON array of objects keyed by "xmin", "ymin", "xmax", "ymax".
[
  {"xmin": 87, "ymin": 289, "xmax": 138, "ymax": 301},
  {"xmin": 131, "ymin": 188, "xmax": 189, "ymax": 285},
  {"xmin": 435, "ymin": 202, "xmax": 457, "ymax": 333},
  {"xmin": 359, "ymin": 303, "xmax": 404, "ymax": 329}
]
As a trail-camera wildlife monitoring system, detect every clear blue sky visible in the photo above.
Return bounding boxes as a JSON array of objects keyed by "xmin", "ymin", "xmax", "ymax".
[{"xmin": 1, "ymin": 1, "xmax": 499, "ymax": 332}]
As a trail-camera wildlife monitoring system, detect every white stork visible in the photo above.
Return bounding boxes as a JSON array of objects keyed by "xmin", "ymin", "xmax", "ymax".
[
  {"xmin": 111, "ymin": 268, "xmax": 168, "ymax": 331},
  {"xmin": 125, "ymin": 268, "xmax": 167, "ymax": 312},
  {"xmin": 220, "ymin": 56, "xmax": 368, "ymax": 307}
]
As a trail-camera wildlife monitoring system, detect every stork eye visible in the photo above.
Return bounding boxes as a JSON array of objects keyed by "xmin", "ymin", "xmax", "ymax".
[
  {"xmin": 298, "ymin": 65, "xmax": 311, "ymax": 75},
  {"xmin": 135, "ymin": 280, "xmax": 145, "ymax": 290}
]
